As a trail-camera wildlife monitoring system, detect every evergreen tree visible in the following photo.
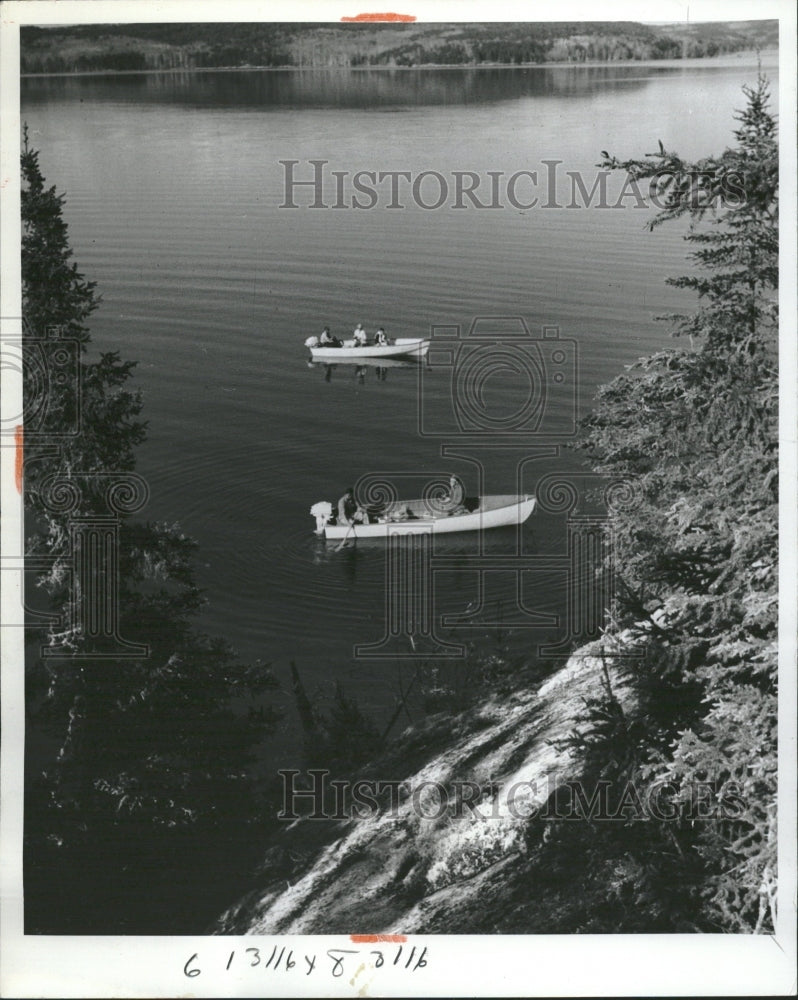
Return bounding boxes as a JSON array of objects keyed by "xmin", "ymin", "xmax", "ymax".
[
  {"xmin": 22, "ymin": 131, "xmax": 280, "ymax": 933},
  {"xmin": 571, "ymin": 77, "xmax": 778, "ymax": 931},
  {"xmin": 22, "ymin": 129, "xmax": 98, "ymax": 348}
]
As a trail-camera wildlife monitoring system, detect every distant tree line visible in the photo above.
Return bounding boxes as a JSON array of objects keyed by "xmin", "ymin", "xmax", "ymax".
[
  {"xmin": 28, "ymin": 51, "xmax": 149, "ymax": 73},
  {"xmin": 20, "ymin": 20, "xmax": 777, "ymax": 73}
]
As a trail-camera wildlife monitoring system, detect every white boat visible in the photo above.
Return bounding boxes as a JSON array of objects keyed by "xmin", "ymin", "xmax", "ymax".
[
  {"xmin": 305, "ymin": 336, "xmax": 430, "ymax": 360},
  {"xmin": 310, "ymin": 494, "xmax": 536, "ymax": 539}
]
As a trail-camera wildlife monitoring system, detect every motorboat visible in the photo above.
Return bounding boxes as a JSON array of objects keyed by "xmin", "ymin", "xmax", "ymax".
[
  {"xmin": 310, "ymin": 494, "xmax": 536, "ymax": 539},
  {"xmin": 305, "ymin": 335, "xmax": 430, "ymax": 360}
]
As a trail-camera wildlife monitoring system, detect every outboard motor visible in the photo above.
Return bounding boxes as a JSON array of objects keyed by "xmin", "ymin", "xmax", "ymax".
[
  {"xmin": 310, "ymin": 501, "xmax": 332, "ymax": 534},
  {"xmin": 304, "ymin": 336, "xmax": 319, "ymax": 348}
]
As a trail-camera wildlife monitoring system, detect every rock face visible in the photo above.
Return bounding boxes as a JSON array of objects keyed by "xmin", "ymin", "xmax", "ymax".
[{"xmin": 216, "ymin": 641, "xmax": 635, "ymax": 935}]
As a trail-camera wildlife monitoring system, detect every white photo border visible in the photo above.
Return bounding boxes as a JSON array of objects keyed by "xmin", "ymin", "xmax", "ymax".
[{"xmin": 1, "ymin": 1, "xmax": 795, "ymax": 996}]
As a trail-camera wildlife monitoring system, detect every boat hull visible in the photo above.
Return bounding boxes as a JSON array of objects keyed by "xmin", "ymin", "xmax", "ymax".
[
  {"xmin": 310, "ymin": 337, "xmax": 429, "ymax": 360},
  {"xmin": 309, "ymin": 355, "xmax": 419, "ymax": 370},
  {"xmin": 322, "ymin": 495, "xmax": 536, "ymax": 539}
]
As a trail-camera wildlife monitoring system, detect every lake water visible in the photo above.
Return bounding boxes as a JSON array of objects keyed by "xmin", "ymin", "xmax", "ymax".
[{"xmin": 21, "ymin": 55, "xmax": 777, "ymax": 750}]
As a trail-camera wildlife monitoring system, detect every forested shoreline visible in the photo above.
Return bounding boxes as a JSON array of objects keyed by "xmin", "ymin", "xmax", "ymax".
[
  {"xmin": 21, "ymin": 76, "xmax": 778, "ymax": 934},
  {"xmin": 21, "ymin": 20, "xmax": 778, "ymax": 74},
  {"xmin": 559, "ymin": 75, "xmax": 778, "ymax": 931}
]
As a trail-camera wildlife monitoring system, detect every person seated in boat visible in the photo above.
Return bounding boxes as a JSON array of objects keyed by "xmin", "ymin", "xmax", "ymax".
[
  {"xmin": 353, "ymin": 323, "xmax": 367, "ymax": 346},
  {"xmin": 446, "ymin": 475, "xmax": 467, "ymax": 516},
  {"xmin": 320, "ymin": 326, "xmax": 341, "ymax": 347},
  {"xmin": 337, "ymin": 486, "xmax": 369, "ymax": 526},
  {"xmin": 374, "ymin": 327, "xmax": 387, "ymax": 345}
]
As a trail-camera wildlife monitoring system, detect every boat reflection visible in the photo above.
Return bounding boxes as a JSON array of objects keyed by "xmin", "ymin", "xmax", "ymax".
[
  {"xmin": 311, "ymin": 521, "xmax": 528, "ymax": 558},
  {"xmin": 307, "ymin": 356, "xmax": 421, "ymax": 382}
]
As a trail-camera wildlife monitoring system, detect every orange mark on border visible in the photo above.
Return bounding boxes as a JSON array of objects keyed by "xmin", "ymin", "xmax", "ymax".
[
  {"xmin": 341, "ymin": 12, "xmax": 416, "ymax": 22},
  {"xmin": 14, "ymin": 425, "xmax": 23, "ymax": 493},
  {"xmin": 350, "ymin": 934, "xmax": 407, "ymax": 943}
]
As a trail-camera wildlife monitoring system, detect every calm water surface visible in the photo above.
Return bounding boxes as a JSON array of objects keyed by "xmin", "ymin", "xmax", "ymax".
[{"xmin": 21, "ymin": 57, "xmax": 777, "ymax": 748}]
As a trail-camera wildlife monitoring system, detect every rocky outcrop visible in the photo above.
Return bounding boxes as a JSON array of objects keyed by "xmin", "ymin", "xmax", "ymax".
[{"xmin": 216, "ymin": 639, "xmax": 637, "ymax": 935}]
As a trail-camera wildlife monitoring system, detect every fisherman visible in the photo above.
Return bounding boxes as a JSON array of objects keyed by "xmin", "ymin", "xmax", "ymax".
[
  {"xmin": 374, "ymin": 327, "xmax": 387, "ymax": 345},
  {"xmin": 320, "ymin": 326, "xmax": 341, "ymax": 347},
  {"xmin": 353, "ymin": 322, "xmax": 367, "ymax": 346},
  {"xmin": 446, "ymin": 475, "xmax": 467, "ymax": 515},
  {"xmin": 337, "ymin": 486, "xmax": 368, "ymax": 526}
]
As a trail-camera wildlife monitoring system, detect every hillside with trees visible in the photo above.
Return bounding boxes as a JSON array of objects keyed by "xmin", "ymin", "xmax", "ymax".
[
  {"xmin": 570, "ymin": 74, "xmax": 778, "ymax": 931},
  {"xmin": 20, "ymin": 20, "xmax": 778, "ymax": 74}
]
